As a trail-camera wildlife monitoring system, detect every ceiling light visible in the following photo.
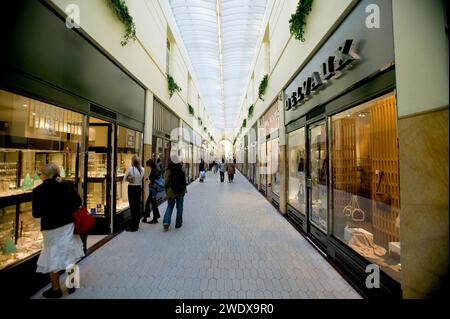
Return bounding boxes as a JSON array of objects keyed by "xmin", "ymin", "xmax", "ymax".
[{"xmin": 23, "ymin": 104, "xmax": 28, "ymax": 108}]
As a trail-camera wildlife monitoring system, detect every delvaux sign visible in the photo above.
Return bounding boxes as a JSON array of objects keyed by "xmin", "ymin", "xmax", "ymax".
[{"xmin": 285, "ymin": 39, "xmax": 360, "ymax": 111}]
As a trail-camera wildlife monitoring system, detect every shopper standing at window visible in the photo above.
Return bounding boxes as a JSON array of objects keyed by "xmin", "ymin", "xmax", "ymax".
[
  {"xmin": 32, "ymin": 163, "xmax": 84, "ymax": 298},
  {"xmin": 163, "ymin": 155, "xmax": 187, "ymax": 231},
  {"xmin": 142, "ymin": 159, "xmax": 161, "ymax": 224},
  {"xmin": 124, "ymin": 156, "xmax": 144, "ymax": 232}
]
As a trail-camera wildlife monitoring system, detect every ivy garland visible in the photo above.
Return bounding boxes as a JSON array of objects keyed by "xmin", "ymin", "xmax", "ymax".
[
  {"xmin": 242, "ymin": 119, "xmax": 247, "ymax": 128},
  {"xmin": 167, "ymin": 74, "xmax": 182, "ymax": 98},
  {"xmin": 108, "ymin": 0, "xmax": 137, "ymax": 46},
  {"xmin": 248, "ymin": 104, "xmax": 254, "ymax": 119},
  {"xmin": 188, "ymin": 104, "xmax": 194, "ymax": 116},
  {"xmin": 198, "ymin": 117, "xmax": 202, "ymax": 126},
  {"xmin": 289, "ymin": 0, "xmax": 314, "ymax": 42},
  {"xmin": 258, "ymin": 74, "xmax": 269, "ymax": 101}
]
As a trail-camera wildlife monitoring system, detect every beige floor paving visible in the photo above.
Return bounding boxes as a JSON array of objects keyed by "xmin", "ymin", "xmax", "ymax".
[{"xmin": 32, "ymin": 171, "xmax": 361, "ymax": 299}]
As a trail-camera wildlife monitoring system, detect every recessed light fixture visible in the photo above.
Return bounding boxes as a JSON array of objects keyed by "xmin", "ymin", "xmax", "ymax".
[
  {"xmin": 32, "ymin": 112, "xmax": 36, "ymax": 116},
  {"xmin": 23, "ymin": 104, "xmax": 28, "ymax": 108}
]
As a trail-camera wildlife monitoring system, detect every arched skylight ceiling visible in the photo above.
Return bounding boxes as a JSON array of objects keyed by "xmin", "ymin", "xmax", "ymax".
[{"xmin": 169, "ymin": 0, "xmax": 267, "ymax": 133}]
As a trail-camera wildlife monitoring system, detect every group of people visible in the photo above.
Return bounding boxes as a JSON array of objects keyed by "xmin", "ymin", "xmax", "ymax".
[
  {"xmin": 210, "ymin": 158, "xmax": 236, "ymax": 183},
  {"xmin": 124, "ymin": 155, "xmax": 187, "ymax": 232},
  {"xmin": 31, "ymin": 155, "xmax": 187, "ymax": 298},
  {"xmin": 32, "ymin": 154, "xmax": 240, "ymax": 298}
]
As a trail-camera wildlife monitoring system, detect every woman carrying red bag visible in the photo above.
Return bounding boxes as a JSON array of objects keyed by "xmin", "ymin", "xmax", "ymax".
[{"xmin": 32, "ymin": 163, "xmax": 85, "ymax": 298}]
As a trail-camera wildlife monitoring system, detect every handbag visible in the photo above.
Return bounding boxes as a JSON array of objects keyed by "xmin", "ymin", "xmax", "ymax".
[
  {"xmin": 200, "ymin": 171, "xmax": 206, "ymax": 178},
  {"xmin": 154, "ymin": 177, "xmax": 165, "ymax": 193},
  {"xmin": 73, "ymin": 207, "xmax": 95, "ymax": 235},
  {"xmin": 374, "ymin": 171, "xmax": 391, "ymax": 210}
]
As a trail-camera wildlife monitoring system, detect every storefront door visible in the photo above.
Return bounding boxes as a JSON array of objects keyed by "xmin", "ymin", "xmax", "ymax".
[
  {"xmin": 307, "ymin": 121, "xmax": 328, "ymax": 248},
  {"xmin": 85, "ymin": 117, "xmax": 114, "ymax": 235}
]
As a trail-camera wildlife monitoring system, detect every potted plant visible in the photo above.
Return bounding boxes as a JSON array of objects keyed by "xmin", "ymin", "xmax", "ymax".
[{"xmin": 289, "ymin": 0, "xmax": 314, "ymax": 42}]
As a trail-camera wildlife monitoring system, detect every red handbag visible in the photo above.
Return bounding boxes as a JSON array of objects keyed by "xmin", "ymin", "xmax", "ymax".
[{"xmin": 73, "ymin": 207, "xmax": 95, "ymax": 235}]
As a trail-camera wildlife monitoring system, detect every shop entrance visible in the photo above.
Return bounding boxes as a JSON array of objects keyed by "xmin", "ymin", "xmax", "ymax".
[
  {"xmin": 85, "ymin": 117, "xmax": 114, "ymax": 235},
  {"xmin": 306, "ymin": 120, "xmax": 328, "ymax": 249}
]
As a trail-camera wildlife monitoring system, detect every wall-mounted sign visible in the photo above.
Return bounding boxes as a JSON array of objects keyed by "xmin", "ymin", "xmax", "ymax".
[
  {"xmin": 286, "ymin": 39, "xmax": 360, "ymax": 111},
  {"xmin": 127, "ymin": 132, "xmax": 135, "ymax": 147},
  {"xmin": 283, "ymin": 0, "xmax": 394, "ymax": 125}
]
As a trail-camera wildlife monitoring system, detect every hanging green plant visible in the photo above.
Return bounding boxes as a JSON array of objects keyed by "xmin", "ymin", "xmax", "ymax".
[
  {"xmin": 108, "ymin": 0, "xmax": 137, "ymax": 46},
  {"xmin": 167, "ymin": 74, "xmax": 182, "ymax": 98},
  {"xmin": 258, "ymin": 75, "xmax": 269, "ymax": 101},
  {"xmin": 248, "ymin": 104, "xmax": 254, "ymax": 119},
  {"xmin": 188, "ymin": 104, "xmax": 194, "ymax": 116},
  {"xmin": 242, "ymin": 119, "xmax": 247, "ymax": 128},
  {"xmin": 289, "ymin": 0, "xmax": 314, "ymax": 42},
  {"xmin": 204, "ymin": 127, "xmax": 207, "ymax": 133}
]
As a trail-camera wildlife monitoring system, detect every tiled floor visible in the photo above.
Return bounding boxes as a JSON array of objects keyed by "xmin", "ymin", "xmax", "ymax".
[{"xmin": 32, "ymin": 171, "xmax": 361, "ymax": 299}]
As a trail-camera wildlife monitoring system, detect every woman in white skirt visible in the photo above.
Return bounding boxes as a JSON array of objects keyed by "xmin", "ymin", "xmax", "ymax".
[{"xmin": 32, "ymin": 163, "xmax": 85, "ymax": 298}]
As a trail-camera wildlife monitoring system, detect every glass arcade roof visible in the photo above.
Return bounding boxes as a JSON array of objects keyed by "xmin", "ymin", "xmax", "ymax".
[{"xmin": 168, "ymin": 0, "xmax": 267, "ymax": 133}]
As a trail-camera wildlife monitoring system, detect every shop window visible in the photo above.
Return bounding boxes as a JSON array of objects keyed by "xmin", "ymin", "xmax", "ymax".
[
  {"xmin": 0, "ymin": 89, "xmax": 83, "ymax": 270},
  {"xmin": 116, "ymin": 126, "xmax": 142, "ymax": 213},
  {"xmin": 331, "ymin": 92, "xmax": 401, "ymax": 283},
  {"xmin": 260, "ymin": 141, "xmax": 267, "ymax": 189},
  {"xmin": 271, "ymin": 138, "xmax": 280, "ymax": 196},
  {"xmin": 288, "ymin": 128, "xmax": 306, "ymax": 215},
  {"xmin": 309, "ymin": 123, "xmax": 328, "ymax": 232}
]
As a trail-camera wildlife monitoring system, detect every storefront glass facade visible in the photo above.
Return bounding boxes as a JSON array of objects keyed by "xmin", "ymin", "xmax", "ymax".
[
  {"xmin": 116, "ymin": 125, "xmax": 142, "ymax": 213},
  {"xmin": 309, "ymin": 122, "xmax": 328, "ymax": 233},
  {"xmin": 287, "ymin": 128, "xmax": 306, "ymax": 215},
  {"xmin": 0, "ymin": 89, "xmax": 83, "ymax": 270},
  {"xmin": 330, "ymin": 92, "xmax": 401, "ymax": 282}
]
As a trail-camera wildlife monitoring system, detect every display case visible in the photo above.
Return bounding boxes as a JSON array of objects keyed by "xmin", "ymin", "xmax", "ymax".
[
  {"xmin": 0, "ymin": 148, "xmax": 80, "ymax": 270},
  {"xmin": 116, "ymin": 152, "xmax": 132, "ymax": 214},
  {"xmin": 0, "ymin": 89, "xmax": 84, "ymax": 270},
  {"xmin": 331, "ymin": 92, "xmax": 401, "ymax": 283},
  {"xmin": 86, "ymin": 151, "xmax": 107, "ymax": 217}
]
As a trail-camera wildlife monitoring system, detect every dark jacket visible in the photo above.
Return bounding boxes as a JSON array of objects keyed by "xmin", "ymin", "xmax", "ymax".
[
  {"xmin": 32, "ymin": 178, "xmax": 81, "ymax": 231},
  {"xmin": 199, "ymin": 162, "xmax": 205, "ymax": 172},
  {"xmin": 148, "ymin": 168, "xmax": 160, "ymax": 189},
  {"xmin": 164, "ymin": 163, "xmax": 187, "ymax": 199}
]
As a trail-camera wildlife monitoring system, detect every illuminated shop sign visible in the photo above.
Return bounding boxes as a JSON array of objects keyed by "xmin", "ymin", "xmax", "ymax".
[{"xmin": 285, "ymin": 39, "xmax": 360, "ymax": 111}]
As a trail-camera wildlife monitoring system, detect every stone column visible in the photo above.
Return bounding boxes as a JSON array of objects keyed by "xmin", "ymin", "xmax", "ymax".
[
  {"xmin": 143, "ymin": 90, "xmax": 154, "ymax": 205},
  {"xmin": 398, "ymin": 108, "xmax": 449, "ymax": 298}
]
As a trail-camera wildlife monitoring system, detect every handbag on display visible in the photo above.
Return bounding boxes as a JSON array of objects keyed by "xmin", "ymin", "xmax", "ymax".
[
  {"xmin": 73, "ymin": 207, "xmax": 95, "ymax": 235},
  {"xmin": 343, "ymin": 195, "xmax": 365, "ymax": 222}
]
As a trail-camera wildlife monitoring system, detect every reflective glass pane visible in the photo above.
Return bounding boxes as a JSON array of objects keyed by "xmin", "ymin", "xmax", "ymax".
[
  {"xmin": 309, "ymin": 123, "xmax": 328, "ymax": 232},
  {"xmin": 331, "ymin": 92, "xmax": 401, "ymax": 282},
  {"xmin": 288, "ymin": 128, "xmax": 306, "ymax": 215}
]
